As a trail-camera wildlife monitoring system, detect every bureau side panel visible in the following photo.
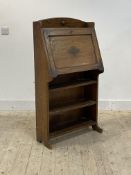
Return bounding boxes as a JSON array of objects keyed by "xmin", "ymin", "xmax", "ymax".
[{"xmin": 33, "ymin": 22, "xmax": 49, "ymax": 145}]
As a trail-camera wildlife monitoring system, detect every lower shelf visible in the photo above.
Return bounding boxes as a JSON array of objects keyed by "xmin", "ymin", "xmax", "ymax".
[
  {"xmin": 49, "ymin": 120, "xmax": 96, "ymax": 138},
  {"xmin": 49, "ymin": 100, "xmax": 96, "ymax": 115}
]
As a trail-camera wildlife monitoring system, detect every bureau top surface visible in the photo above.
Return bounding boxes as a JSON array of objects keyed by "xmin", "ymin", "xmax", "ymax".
[{"xmin": 42, "ymin": 28, "xmax": 103, "ymax": 77}]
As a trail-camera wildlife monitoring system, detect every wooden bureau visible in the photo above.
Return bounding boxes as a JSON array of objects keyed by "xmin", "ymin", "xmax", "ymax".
[{"xmin": 33, "ymin": 17, "xmax": 104, "ymax": 148}]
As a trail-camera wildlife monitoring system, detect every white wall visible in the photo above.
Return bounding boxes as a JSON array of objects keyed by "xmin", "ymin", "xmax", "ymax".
[{"xmin": 0, "ymin": 0, "xmax": 131, "ymax": 110}]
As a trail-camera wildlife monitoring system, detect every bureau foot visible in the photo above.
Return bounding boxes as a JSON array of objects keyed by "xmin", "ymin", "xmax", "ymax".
[
  {"xmin": 37, "ymin": 139, "xmax": 52, "ymax": 149},
  {"xmin": 37, "ymin": 138, "xmax": 42, "ymax": 143},
  {"xmin": 44, "ymin": 141, "xmax": 52, "ymax": 149},
  {"xmin": 92, "ymin": 124, "xmax": 103, "ymax": 133},
  {"xmin": 38, "ymin": 140, "xmax": 42, "ymax": 143}
]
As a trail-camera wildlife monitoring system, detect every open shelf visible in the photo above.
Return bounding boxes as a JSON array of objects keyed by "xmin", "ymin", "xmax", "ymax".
[
  {"xmin": 49, "ymin": 77, "xmax": 97, "ymax": 139},
  {"xmin": 49, "ymin": 79, "xmax": 97, "ymax": 91},
  {"xmin": 49, "ymin": 99, "xmax": 96, "ymax": 115},
  {"xmin": 50, "ymin": 119, "xmax": 96, "ymax": 138}
]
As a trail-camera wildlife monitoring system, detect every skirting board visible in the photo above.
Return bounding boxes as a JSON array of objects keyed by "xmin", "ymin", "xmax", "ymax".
[
  {"xmin": 0, "ymin": 100, "xmax": 130, "ymax": 111},
  {"xmin": 0, "ymin": 101, "xmax": 35, "ymax": 111},
  {"xmin": 99, "ymin": 100, "xmax": 131, "ymax": 111}
]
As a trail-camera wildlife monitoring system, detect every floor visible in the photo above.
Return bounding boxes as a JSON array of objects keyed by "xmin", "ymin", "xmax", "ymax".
[{"xmin": 0, "ymin": 111, "xmax": 131, "ymax": 175}]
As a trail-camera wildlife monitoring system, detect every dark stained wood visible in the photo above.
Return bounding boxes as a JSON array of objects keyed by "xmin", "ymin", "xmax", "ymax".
[{"xmin": 33, "ymin": 17, "xmax": 104, "ymax": 148}]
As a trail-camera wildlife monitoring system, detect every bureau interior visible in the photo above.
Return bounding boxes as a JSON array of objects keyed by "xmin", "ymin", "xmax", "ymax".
[{"xmin": 49, "ymin": 70, "xmax": 98, "ymax": 89}]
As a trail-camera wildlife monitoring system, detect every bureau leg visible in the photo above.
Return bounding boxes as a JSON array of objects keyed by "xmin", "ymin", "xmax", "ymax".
[{"xmin": 92, "ymin": 124, "xmax": 103, "ymax": 133}]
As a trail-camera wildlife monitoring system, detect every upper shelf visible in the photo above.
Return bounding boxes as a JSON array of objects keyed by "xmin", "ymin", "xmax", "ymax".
[{"xmin": 49, "ymin": 79, "xmax": 97, "ymax": 91}]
